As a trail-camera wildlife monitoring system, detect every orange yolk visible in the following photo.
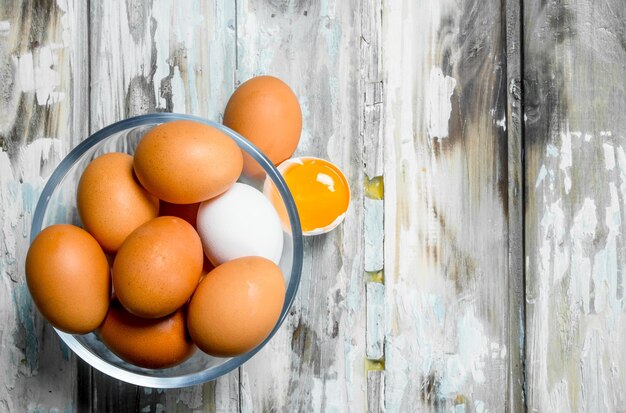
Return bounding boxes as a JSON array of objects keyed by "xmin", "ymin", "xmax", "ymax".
[{"xmin": 281, "ymin": 158, "xmax": 350, "ymax": 233}]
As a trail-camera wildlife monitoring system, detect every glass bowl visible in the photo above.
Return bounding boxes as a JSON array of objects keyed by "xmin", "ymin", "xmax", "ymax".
[{"xmin": 30, "ymin": 113, "xmax": 303, "ymax": 388}]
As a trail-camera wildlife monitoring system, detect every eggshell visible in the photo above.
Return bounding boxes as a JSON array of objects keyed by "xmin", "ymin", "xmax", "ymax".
[
  {"xmin": 133, "ymin": 120, "xmax": 243, "ymax": 204},
  {"xmin": 77, "ymin": 152, "xmax": 159, "ymax": 253},
  {"xmin": 25, "ymin": 224, "xmax": 110, "ymax": 334},
  {"xmin": 265, "ymin": 157, "xmax": 350, "ymax": 236},
  {"xmin": 223, "ymin": 76, "xmax": 302, "ymax": 177},
  {"xmin": 112, "ymin": 216, "xmax": 203, "ymax": 318},
  {"xmin": 98, "ymin": 301, "xmax": 195, "ymax": 369},
  {"xmin": 196, "ymin": 183, "xmax": 283, "ymax": 266},
  {"xmin": 187, "ymin": 256, "xmax": 285, "ymax": 357}
]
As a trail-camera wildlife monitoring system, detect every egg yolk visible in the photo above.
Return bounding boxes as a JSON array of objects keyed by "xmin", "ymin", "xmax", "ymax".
[{"xmin": 282, "ymin": 158, "xmax": 350, "ymax": 233}]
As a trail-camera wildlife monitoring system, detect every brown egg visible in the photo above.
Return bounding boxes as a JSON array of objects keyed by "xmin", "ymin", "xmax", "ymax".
[
  {"xmin": 187, "ymin": 256, "xmax": 285, "ymax": 357},
  {"xmin": 113, "ymin": 216, "xmax": 203, "ymax": 318},
  {"xmin": 159, "ymin": 200, "xmax": 200, "ymax": 228},
  {"xmin": 223, "ymin": 76, "xmax": 302, "ymax": 177},
  {"xmin": 133, "ymin": 120, "xmax": 243, "ymax": 204},
  {"xmin": 25, "ymin": 224, "xmax": 110, "ymax": 334},
  {"xmin": 98, "ymin": 300, "xmax": 195, "ymax": 369},
  {"xmin": 77, "ymin": 152, "xmax": 159, "ymax": 253}
]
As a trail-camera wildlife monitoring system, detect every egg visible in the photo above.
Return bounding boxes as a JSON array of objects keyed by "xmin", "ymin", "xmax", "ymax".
[
  {"xmin": 25, "ymin": 224, "xmax": 110, "ymax": 334},
  {"xmin": 133, "ymin": 120, "xmax": 243, "ymax": 204},
  {"xmin": 98, "ymin": 300, "xmax": 195, "ymax": 369},
  {"xmin": 223, "ymin": 76, "xmax": 302, "ymax": 177},
  {"xmin": 77, "ymin": 152, "xmax": 159, "ymax": 253},
  {"xmin": 112, "ymin": 216, "xmax": 203, "ymax": 318},
  {"xmin": 187, "ymin": 256, "xmax": 285, "ymax": 357},
  {"xmin": 196, "ymin": 182, "xmax": 284, "ymax": 266},
  {"xmin": 264, "ymin": 157, "xmax": 350, "ymax": 235}
]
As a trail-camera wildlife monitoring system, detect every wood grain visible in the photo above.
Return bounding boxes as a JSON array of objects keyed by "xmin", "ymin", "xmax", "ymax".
[
  {"xmin": 0, "ymin": 0, "xmax": 88, "ymax": 411},
  {"xmin": 234, "ymin": 0, "xmax": 370, "ymax": 411},
  {"xmin": 85, "ymin": 1, "xmax": 239, "ymax": 411},
  {"xmin": 524, "ymin": 0, "xmax": 626, "ymax": 411},
  {"xmin": 505, "ymin": 0, "xmax": 526, "ymax": 410},
  {"xmin": 6, "ymin": 0, "xmax": 626, "ymax": 411},
  {"xmin": 382, "ymin": 0, "xmax": 518, "ymax": 411}
]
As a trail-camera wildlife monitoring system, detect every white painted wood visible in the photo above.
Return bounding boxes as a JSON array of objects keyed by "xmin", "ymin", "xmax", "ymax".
[
  {"xmin": 87, "ymin": 1, "xmax": 240, "ymax": 410},
  {"xmin": 524, "ymin": 1, "xmax": 626, "ymax": 411},
  {"xmin": 382, "ymin": 0, "xmax": 513, "ymax": 411},
  {"xmin": 0, "ymin": 0, "xmax": 88, "ymax": 411},
  {"xmin": 15, "ymin": 0, "xmax": 626, "ymax": 411},
  {"xmin": 366, "ymin": 282, "xmax": 384, "ymax": 361},
  {"xmin": 234, "ymin": 1, "xmax": 369, "ymax": 411},
  {"xmin": 362, "ymin": 4, "xmax": 386, "ymax": 410},
  {"xmin": 364, "ymin": 197, "xmax": 383, "ymax": 273},
  {"xmin": 362, "ymin": 0, "xmax": 384, "ymax": 180},
  {"xmin": 367, "ymin": 370, "xmax": 385, "ymax": 413}
]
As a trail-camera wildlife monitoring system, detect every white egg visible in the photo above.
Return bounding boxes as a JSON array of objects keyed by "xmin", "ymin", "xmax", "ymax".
[{"xmin": 196, "ymin": 182, "xmax": 284, "ymax": 266}]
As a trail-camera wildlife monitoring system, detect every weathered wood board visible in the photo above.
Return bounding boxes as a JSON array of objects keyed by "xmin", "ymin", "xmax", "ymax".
[
  {"xmin": 381, "ymin": 0, "xmax": 519, "ymax": 411},
  {"xmin": 0, "ymin": 0, "xmax": 87, "ymax": 411},
  {"xmin": 524, "ymin": 0, "xmax": 626, "ymax": 411},
  {"xmin": 234, "ymin": 1, "xmax": 371, "ymax": 411},
  {"xmin": 86, "ymin": 1, "xmax": 240, "ymax": 411},
  {"xmin": 2, "ymin": 0, "xmax": 626, "ymax": 411},
  {"xmin": 2, "ymin": 0, "xmax": 519, "ymax": 411}
]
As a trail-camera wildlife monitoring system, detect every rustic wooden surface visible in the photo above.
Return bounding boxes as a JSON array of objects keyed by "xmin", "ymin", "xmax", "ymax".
[
  {"xmin": 524, "ymin": 0, "xmax": 626, "ymax": 411},
  {"xmin": 382, "ymin": 0, "xmax": 513, "ymax": 410},
  {"xmin": 0, "ymin": 0, "xmax": 625, "ymax": 412}
]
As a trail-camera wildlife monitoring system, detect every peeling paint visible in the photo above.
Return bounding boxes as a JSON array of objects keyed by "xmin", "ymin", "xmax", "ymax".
[
  {"xmin": 559, "ymin": 132, "xmax": 572, "ymax": 194},
  {"xmin": 456, "ymin": 310, "xmax": 489, "ymax": 384},
  {"xmin": 603, "ymin": 143, "xmax": 615, "ymax": 170},
  {"xmin": 12, "ymin": 45, "xmax": 66, "ymax": 105},
  {"xmin": 0, "ymin": 20, "xmax": 9, "ymax": 36},
  {"xmin": 1, "ymin": 135, "xmax": 67, "ymax": 410},
  {"xmin": 546, "ymin": 144, "xmax": 559, "ymax": 157},
  {"xmin": 427, "ymin": 66, "xmax": 456, "ymax": 140},
  {"xmin": 364, "ymin": 197, "xmax": 384, "ymax": 272},
  {"xmin": 496, "ymin": 116, "xmax": 506, "ymax": 131},
  {"xmin": 529, "ymin": 120, "xmax": 626, "ymax": 411},
  {"xmin": 571, "ymin": 198, "xmax": 597, "ymax": 314},
  {"xmin": 382, "ymin": 0, "xmax": 511, "ymax": 410},
  {"xmin": 175, "ymin": 385, "xmax": 204, "ymax": 410},
  {"xmin": 616, "ymin": 146, "xmax": 626, "ymax": 203},
  {"xmin": 474, "ymin": 399, "xmax": 486, "ymax": 413},
  {"xmin": 536, "ymin": 164, "xmax": 548, "ymax": 188},
  {"xmin": 366, "ymin": 282, "xmax": 385, "ymax": 360},
  {"xmin": 439, "ymin": 356, "xmax": 464, "ymax": 397}
]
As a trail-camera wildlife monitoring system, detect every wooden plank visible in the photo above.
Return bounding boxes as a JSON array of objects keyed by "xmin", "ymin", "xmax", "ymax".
[
  {"xmin": 234, "ymin": 0, "xmax": 369, "ymax": 411},
  {"xmin": 362, "ymin": 0, "xmax": 384, "ymax": 180},
  {"xmin": 524, "ymin": 0, "xmax": 626, "ymax": 411},
  {"xmin": 86, "ymin": 1, "xmax": 239, "ymax": 411},
  {"xmin": 366, "ymin": 281, "xmax": 384, "ymax": 361},
  {"xmin": 367, "ymin": 370, "xmax": 385, "ymax": 413},
  {"xmin": 505, "ymin": 0, "xmax": 526, "ymax": 410},
  {"xmin": 382, "ymin": 0, "xmax": 518, "ymax": 410},
  {"xmin": 0, "ymin": 0, "xmax": 88, "ymax": 411},
  {"xmin": 362, "ymin": 2, "xmax": 386, "ymax": 409},
  {"xmin": 364, "ymin": 196, "xmax": 384, "ymax": 273}
]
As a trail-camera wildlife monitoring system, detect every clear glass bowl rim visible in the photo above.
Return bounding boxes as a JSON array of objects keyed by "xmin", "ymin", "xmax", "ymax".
[{"xmin": 29, "ymin": 112, "xmax": 304, "ymax": 388}]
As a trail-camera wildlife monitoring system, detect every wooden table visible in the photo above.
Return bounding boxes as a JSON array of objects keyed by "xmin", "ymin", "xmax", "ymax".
[{"xmin": 1, "ymin": 0, "xmax": 625, "ymax": 411}]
